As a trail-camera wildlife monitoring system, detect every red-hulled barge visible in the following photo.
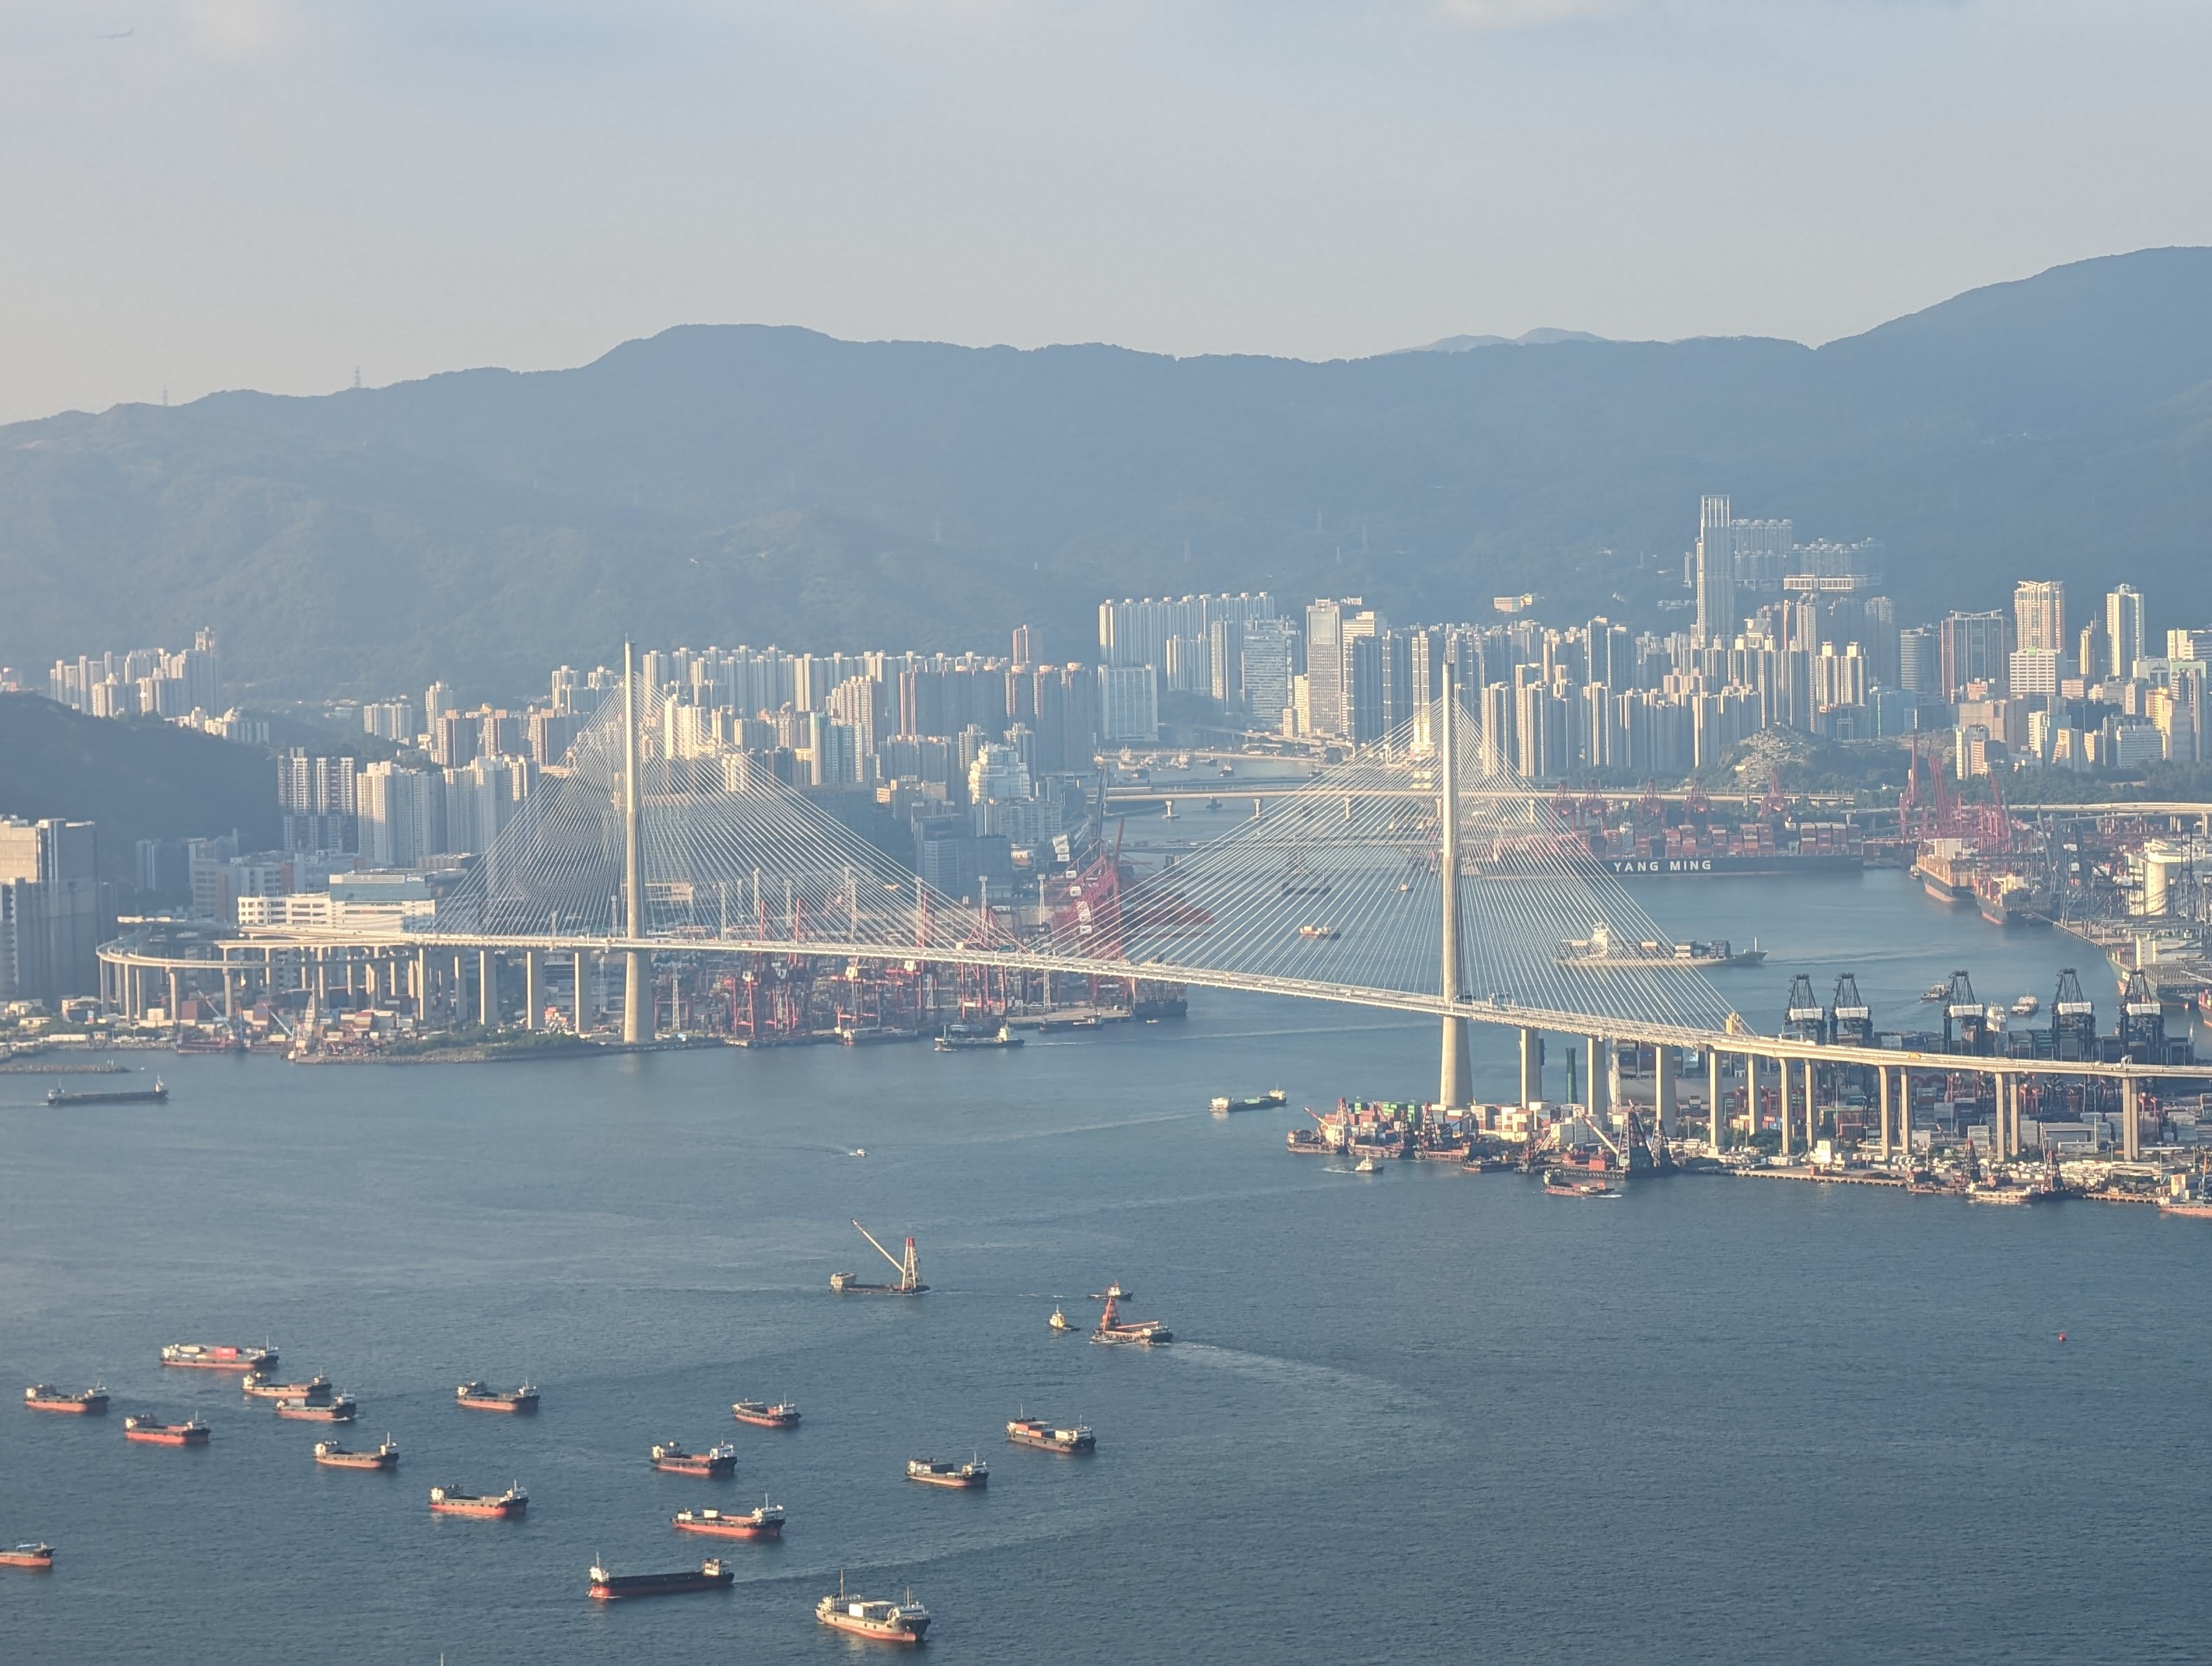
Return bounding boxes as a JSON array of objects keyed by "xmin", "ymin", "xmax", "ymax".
[
  {"xmin": 24, "ymin": 1383, "xmax": 108, "ymax": 1415},
  {"xmin": 276, "ymin": 1394, "xmax": 356, "ymax": 1422},
  {"xmin": 672, "ymin": 1501, "xmax": 785, "ymax": 1540},
  {"xmin": 455, "ymin": 1380, "xmax": 538, "ymax": 1413},
  {"xmin": 588, "ymin": 1558, "xmax": 734, "ymax": 1600},
  {"xmin": 650, "ymin": 1440, "xmax": 737, "ymax": 1477},
  {"xmin": 162, "ymin": 1343, "xmax": 277, "ymax": 1374},
  {"xmin": 1, "ymin": 1543, "xmax": 56, "ymax": 1572},
  {"xmin": 428, "ymin": 1484, "xmax": 527, "ymax": 1518},
  {"xmin": 731, "ymin": 1399, "xmax": 801, "ymax": 1429},
  {"xmin": 243, "ymin": 1374, "xmax": 331, "ymax": 1403},
  {"xmin": 314, "ymin": 1436, "xmax": 400, "ymax": 1471},
  {"xmin": 124, "ymin": 1415, "xmax": 211, "ymax": 1446}
]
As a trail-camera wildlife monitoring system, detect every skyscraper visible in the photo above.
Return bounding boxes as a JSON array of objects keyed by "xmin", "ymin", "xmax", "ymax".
[
  {"xmin": 2013, "ymin": 580, "xmax": 2067, "ymax": 652},
  {"xmin": 2106, "ymin": 585, "xmax": 2146, "ymax": 680},
  {"xmin": 1694, "ymin": 496, "xmax": 1737, "ymax": 649}
]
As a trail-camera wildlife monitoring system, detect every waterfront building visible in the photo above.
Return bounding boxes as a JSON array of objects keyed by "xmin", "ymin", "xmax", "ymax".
[{"xmin": 0, "ymin": 818, "xmax": 108, "ymax": 1005}]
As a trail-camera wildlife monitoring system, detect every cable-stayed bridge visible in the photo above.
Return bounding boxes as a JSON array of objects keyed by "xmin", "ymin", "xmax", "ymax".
[{"xmin": 99, "ymin": 658, "xmax": 2171, "ymax": 1163}]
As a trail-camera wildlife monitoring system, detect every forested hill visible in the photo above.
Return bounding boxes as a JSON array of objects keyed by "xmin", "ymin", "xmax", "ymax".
[{"xmin": 3, "ymin": 247, "xmax": 2208, "ymax": 699}]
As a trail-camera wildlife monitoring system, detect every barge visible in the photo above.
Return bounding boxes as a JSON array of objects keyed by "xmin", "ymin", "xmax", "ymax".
[
  {"xmin": 24, "ymin": 1383, "xmax": 107, "ymax": 1415},
  {"xmin": 428, "ymin": 1484, "xmax": 528, "ymax": 1518},
  {"xmin": 650, "ymin": 1440, "xmax": 737, "ymax": 1477},
  {"xmin": 672, "ymin": 1501, "xmax": 785, "ymax": 1540},
  {"xmin": 588, "ymin": 1559, "xmax": 733, "ymax": 1600},
  {"xmin": 455, "ymin": 1381, "xmax": 538, "ymax": 1413}
]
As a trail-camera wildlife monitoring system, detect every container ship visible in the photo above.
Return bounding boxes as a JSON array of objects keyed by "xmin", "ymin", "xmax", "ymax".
[
  {"xmin": 816, "ymin": 1581, "xmax": 930, "ymax": 1644},
  {"xmin": 830, "ymin": 1220, "xmax": 928, "ymax": 1294},
  {"xmin": 1091, "ymin": 1291, "xmax": 1172, "ymax": 1345},
  {"xmin": 124, "ymin": 1415, "xmax": 211, "ymax": 1446},
  {"xmin": 455, "ymin": 1381, "xmax": 538, "ymax": 1413},
  {"xmin": 1007, "ymin": 1415, "xmax": 1095, "ymax": 1454},
  {"xmin": 276, "ymin": 1394, "xmax": 356, "ymax": 1422},
  {"xmin": 1912, "ymin": 841, "xmax": 1977, "ymax": 904},
  {"xmin": 428, "ymin": 1484, "xmax": 528, "ymax": 1518},
  {"xmin": 672, "ymin": 1501, "xmax": 785, "ymax": 1540},
  {"xmin": 46, "ymin": 1079, "xmax": 168, "ymax": 1106},
  {"xmin": 162, "ymin": 1343, "xmax": 277, "ymax": 1374},
  {"xmin": 732, "ymin": 1399, "xmax": 801, "ymax": 1429},
  {"xmin": 905, "ymin": 1456, "xmax": 988, "ymax": 1489},
  {"xmin": 244, "ymin": 1374, "xmax": 331, "ymax": 1403},
  {"xmin": 650, "ymin": 1440, "xmax": 737, "ymax": 1477},
  {"xmin": 1, "ymin": 1543, "xmax": 55, "ymax": 1572},
  {"xmin": 588, "ymin": 1559, "xmax": 734, "ymax": 1600},
  {"xmin": 24, "ymin": 1383, "xmax": 107, "ymax": 1415},
  {"xmin": 314, "ymin": 1436, "xmax": 400, "ymax": 1471},
  {"xmin": 1210, "ymin": 1089, "xmax": 1288, "ymax": 1114}
]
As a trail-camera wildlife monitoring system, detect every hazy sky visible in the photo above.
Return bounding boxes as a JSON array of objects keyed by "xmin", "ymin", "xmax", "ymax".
[{"xmin": 2, "ymin": 1, "xmax": 2208, "ymax": 424}]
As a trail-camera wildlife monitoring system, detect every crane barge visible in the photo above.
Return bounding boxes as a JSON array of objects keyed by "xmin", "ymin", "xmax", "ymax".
[{"xmin": 829, "ymin": 1220, "xmax": 928, "ymax": 1294}]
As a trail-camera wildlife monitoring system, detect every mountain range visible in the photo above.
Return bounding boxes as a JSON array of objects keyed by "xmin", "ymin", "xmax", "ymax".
[{"xmin": 2, "ymin": 247, "xmax": 2208, "ymax": 702}]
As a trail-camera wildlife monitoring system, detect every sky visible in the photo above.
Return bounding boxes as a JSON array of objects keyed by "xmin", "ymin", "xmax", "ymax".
[{"xmin": 1, "ymin": 1, "xmax": 2208, "ymax": 424}]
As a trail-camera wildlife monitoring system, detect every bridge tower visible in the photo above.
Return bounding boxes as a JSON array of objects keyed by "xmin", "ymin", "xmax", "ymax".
[
  {"xmin": 1438, "ymin": 668, "xmax": 1473, "ymax": 1109},
  {"xmin": 621, "ymin": 640, "xmax": 650, "ymax": 1045}
]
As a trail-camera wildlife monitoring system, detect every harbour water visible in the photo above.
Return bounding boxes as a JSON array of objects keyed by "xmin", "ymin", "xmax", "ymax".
[{"xmin": 4, "ymin": 869, "xmax": 2208, "ymax": 1663}]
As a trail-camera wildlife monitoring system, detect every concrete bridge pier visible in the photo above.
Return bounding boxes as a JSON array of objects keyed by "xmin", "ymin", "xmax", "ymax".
[
  {"xmin": 1877, "ymin": 1066, "xmax": 1893, "ymax": 1161},
  {"xmin": 1518, "ymin": 1028, "xmax": 1542, "ymax": 1108},
  {"xmin": 2123, "ymin": 1075, "xmax": 2140, "ymax": 1162},
  {"xmin": 1654, "ymin": 1045, "xmax": 1677, "ymax": 1137},
  {"xmin": 1804, "ymin": 1059, "xmax": 1819, "ymax": 1149},
  {"xmin": 1708, "ymin": 1050, "xmax": 1725, "ymax": 1150},
  {"xmin": 1778, "ymin": 1054, "xmax": 1792, "ymax": 1159},
  {"xmin": 524, "ymin": 952, "xmax": 543, "ymax": 1031},
  {"xmin": 574, "ymin": 951, "xmax": 589, "ymax": 1029},
  {"xmin": 478, "ymin": 950, "xmax": 498, "ymax": 1028}
]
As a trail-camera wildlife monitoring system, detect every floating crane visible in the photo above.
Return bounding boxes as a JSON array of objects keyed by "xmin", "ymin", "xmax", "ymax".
[{"xmin": 829, "ymin": 1220, "xmax": 927, "ymax": 1295}]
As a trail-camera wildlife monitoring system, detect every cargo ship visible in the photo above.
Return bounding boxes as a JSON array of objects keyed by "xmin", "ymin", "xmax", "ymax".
[
  {"xmin": 24, "ymin": 1383, "xmax": 107, "ymax": 1415},
  {"xmin": 455, "ymin": 1381, "xmax": 538, "ymax": 1413},
  {"xmin": 244, "ymin": 1374, "xmax": 331, "ymax": 1403},
  {"xmin": 1912, "ymin": 842, "xmax": 1977, "ymax": 904},
  {"xmin": 1975, "ymin": 874, "xmax": 2050, "ymax": 928},
  {"xmin": 1600, "ymin": 853, "xmax": 1862, "ymax": 879},
  {"xmin": 1542, "ymin": 1169, "xmax": 1618, "ymax": 1198},
  {"xmin": 905, "ymin": 1456, "xmax": 988, "ymax": 1489},
  {"xmin": 650, "ymin": 1440, "xmax": 737, "ymax": 1477},
  {"xmin": 46, "ymin": 1079, "xmax": 167, "ymax": 1106},
  {"xmin": 816, "ymin": 1580, "xmax": 930, "ymax": 1644},
  {"xmin": 124, "ymin": 1415, "xmax": 211, "ymax": 1446},
  {"xmin": 428, "ymin": 1484, "xmax": 527, "ymax": 1518},
  {"xmin": 731, "ymin": 1399, "xmax": 801, "ymax": 1429},
  {"xmin": 1557, "ymin": 924, "xmax": 1765, "ymax": 970},
  {"xmin": 1, "ymin": 1542, "xmax": 55, "ymax": 1572},
  {"xmin": 1091, "ymin": 1291, "xmax": 1172, "ymax": 1345},
  {"xmin": 935, "ymin": 1022, "xmax": 1023, "ymax": 1051},
  {"xmin": 276, "ymin": 1394, "xmax": 356, "ymax": 1422},
  {"xmin": 162, "ymin": 1343, "xmax": 277, "ymax": 1374},
  {"xmin": 1007, "ymin": 1415, "xmax": 1094, "ymax": 1454},
  {"xmin": 830, "ymin": 1220, "xmax": 928, "ymax": 1294},
  {"xmin": 818, "ymin": 1575, "xmax": 929, "ymax": 1646},
  {"xmin": 588, "ymin": 1558, "xmax": 734, "ymax": 1600},
  {"xmin": 314, "ymin": 1436, "xmax": 400, "ymax": 1470},
  {"xmin": 672, "ymin": 1500, "xmax": 785, "ymax": 1540},
  {"xmin": 1210, "ymin": 1089, "xmax": 1288, "ymax": 1114}
]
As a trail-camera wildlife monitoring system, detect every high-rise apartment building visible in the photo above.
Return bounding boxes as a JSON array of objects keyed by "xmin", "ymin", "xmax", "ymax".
[
  {"xmin": 1938, "ymin": 611, "xmax": 2010, "ymax": 698},
  {"xmin": 2013, "ymin": 580, "xmax": 2067, "ymax": 653},
  {"xmin": 1240, "ymin": 618, "xmax": 1296, "ymax": 728},
  {"xmin": 1097, "ymin": 666, "xmax": 1160, "ymax": 742},
  {"xmin": 2106, "ymin": 585, "xmax": 2146, "ymax": 680},
  {"xmin": 1693, "ymin": 496, "xmax": 1738, "ymax": 649}
]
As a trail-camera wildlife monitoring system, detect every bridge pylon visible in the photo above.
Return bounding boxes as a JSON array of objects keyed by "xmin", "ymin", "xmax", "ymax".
[
  {"xmin": 1438, "ymin": 669, "xmax": 1472, "ymax": 1109},
  {"xmin": 621, "ymin": 640, "xmax": 649, "ymax": 1045}
]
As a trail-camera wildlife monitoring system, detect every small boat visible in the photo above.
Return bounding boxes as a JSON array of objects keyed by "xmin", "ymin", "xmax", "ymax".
[
  {"xmin": 905, "ymin": 1455, "xmax": 988, "ymax": 1489},
  {"xmin": 124, "ymin": 1415, "xmax": 211, "ymax": 1446},
  {"xmin": 455, "ymin": 1381, "xmax": 538, "ymax": 1413},
  {"xmin": 428, "ymin": 1484, "xmax": 528, "ymax": 1518},
  {"xmin": 1920, "ymin": 983, "xmax": 1949, "ymax": 1002},
  {"xmin": 244, "ymin": 1374, "xmax": 331, "ymax": 1403},
  {"xmin": 731, "ymin": 1399, "xmax": 800, "ymax": 1429},
  {"xmin": 0, "ymin": 1543, "xmax": 55, "ymax": 1571},
  {"xmin": 314, "ymin": 1436, "xmax": 400, "ymax": 1471},
  {"xmin": 1007, "ymin": 1415, "xmax": 1095, "ymax": 1454},
  {"xmin": 23, "ymin": 1383, "xmax": 107, "ymax": 1415},
  {"xmin": 1353, "ymin": 1156, "xmax": 1384, "ymax": 1174},
  {"xmin": 162, "ymin": 1342, "xmax": 277, "ymax": 1373},
  {"xmin": 2012, "ymin": 995, "xmax": 2041, "ymax": 1016},
  {"xmin": 672, "ymin": 1499, "xmax": 785, "ymax": 1540},
  {"xmin": 1047, "ymin": 1306, "xmax": 1072, "ymax": 1332},
  {"xmin": 816, "ymin": 1577, "xmax": 930, "ymax": 1644},
  {"xmin": 275, "ymin": 1395, "xmax": 356, "ymax": 1422},
  {"xmin": 849, "ymin": 1148, "xmax": 867, "ymax": 1158},
  {"xmin": 588, "ymin": 1558, "xmax": 734, "ymax": 1600},
  {"xmin": 651, "ymin": 1440, "xmax": 737, "ymax": 1477}
]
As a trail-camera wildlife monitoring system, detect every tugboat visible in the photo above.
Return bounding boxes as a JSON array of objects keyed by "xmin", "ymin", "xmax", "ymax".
[
  {"xmin": 162, "ymin": 1343, "xmax": 277, "ymax": 1374},
  {"xmin": 0, "ymin": 1543, "xmax": 56, "ymax": 1571},
  {"xmin": 243, "ymin": 1374, "xmax": 331, "ymax": 1403},
  {"xmin": 816, "ymin": 1575, "xmax": 930, "ymax": 1644},
  {"xmin": 1091, "ymin": 1290, "xmax": 1172, "ymax": 1345},
  {"xmin": 314, "ymin": 1436, "xmax": 400, "ymax": 1471},
  {"xmin": 672, "ymin": 1499, "xmax": 785, "ymax": 1540},
  {"xmin": 731, "ymin": 1399, "xmax": 801, "ymax": 1430},
  {"xmin": 23, "ymin": 1383, "xmax": 108, "ymax": 1415},
  {"xmin": 276, "ymin": 1394, "xmax": 356, "ymax": 1422},
  {"xmin": 428, "ymin": 1484, "xmax": 528, "ymax": 1518},
  {"xmin": 1047, "ymin": 1306, "xmax": 1073, "ymax": 1332},
  {"xmin": 905, "ymin": 1455, "xmax": 988, "ymax": 1489},
  {"xmin": 588, "ymin": 1558, "xmax": 734, "ymax": 1600},
  {"xmin": 124, "ymin": 1415, "xmax": 211, "ymax": 1446},
  {"xmin": 651, "ymin": 1440, "xmax": 737, "ymax": 1477},
  {"xmin": 1007, "ymin": 1415, "xmax": 1095, "ymax": 1454},
  {"xmin": 455, "ymin": 1381, "xmax": 539, "ymax": 1413}
]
